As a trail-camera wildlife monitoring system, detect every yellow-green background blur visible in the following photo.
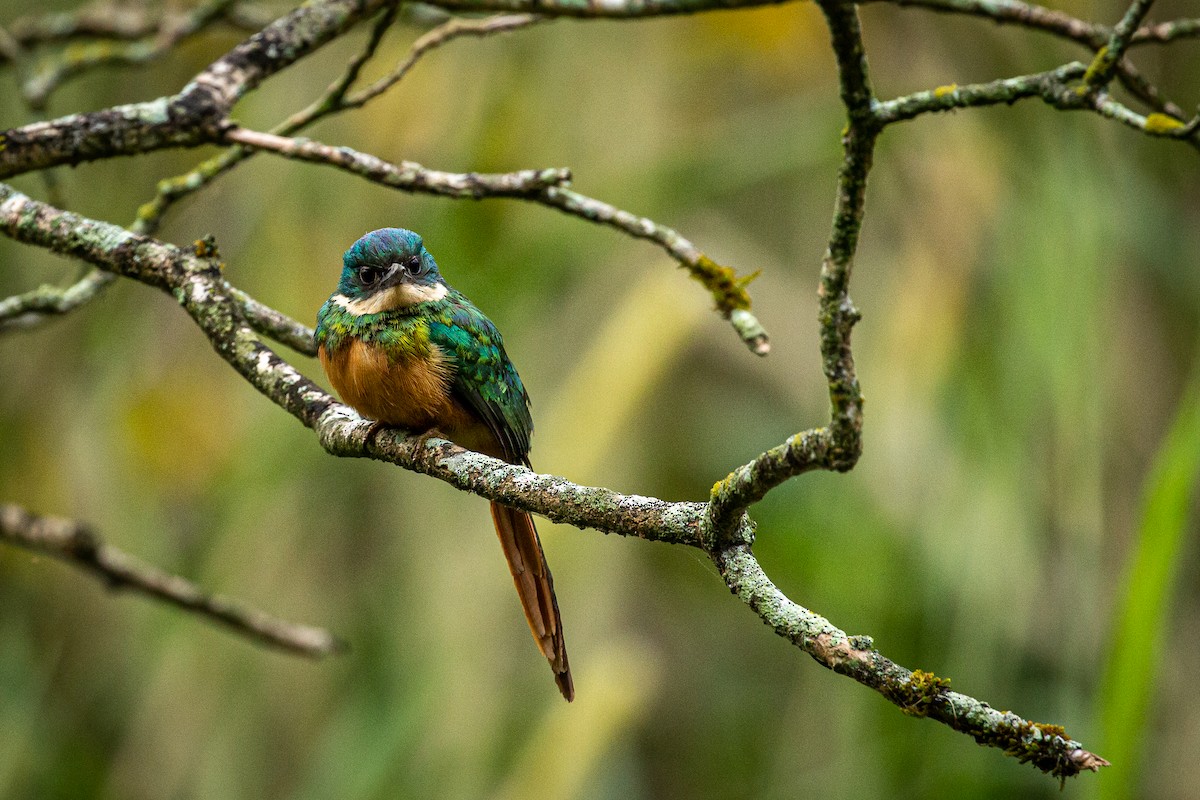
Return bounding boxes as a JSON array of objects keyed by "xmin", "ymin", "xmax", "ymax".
[{"xmin": 2, "ymin": 0, "xmax": 1198, "ymax": 797}]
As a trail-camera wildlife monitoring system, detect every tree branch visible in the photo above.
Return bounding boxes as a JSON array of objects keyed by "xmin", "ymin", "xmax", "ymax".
[
  {"xmin": 1085, "ymin": 0, "xmax": 1156, "ymax": 90},
  {"xmin": 5, "ymin": 0, "xmax": 266, "ymax": 48},
  {"xmin": 413, "ymin": 0, "xmax": 794, "ymax": 17},
  {"xmin": 19, "ymin": 0, "xmax": 242, "ymax": 108},
  {"xmin": 0, "ymin": 503, "xmax": 345, "ymax": 657},
  {"xmin": 224, "ymin": 127, "xmax": 573, "ymax": 197},
  {"xmin": 0, "ymin": 0, "xmax": 388, "ymax": 178},
  {"xmin": 0, "ymin": 268, "xmax": 115, "ymax": 331},
  {"xmin": 713, "ymin": 543, "xmax": 1110, "ymax": 780},
  {"xmin": 222, "ymin": 126, "xmax": 770, "ymax": 351},
  {"xmin": 861, "ymin": 0, "xmax": 1192, "ymax": 119}
]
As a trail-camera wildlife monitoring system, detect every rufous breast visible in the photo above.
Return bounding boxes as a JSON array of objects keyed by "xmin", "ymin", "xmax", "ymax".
[{"xmin": 319, "ymin": 338, "xmax": 454, "ymax": 429}]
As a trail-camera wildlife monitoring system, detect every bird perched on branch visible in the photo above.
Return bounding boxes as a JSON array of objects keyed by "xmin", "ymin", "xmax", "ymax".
[{"xmin": 315, "ymin": 228, "xmax": 573, "ymax": 701}]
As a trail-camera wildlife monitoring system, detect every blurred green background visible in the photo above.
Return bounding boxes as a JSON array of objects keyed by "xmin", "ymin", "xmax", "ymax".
[{"xmin": 2, "ymin": 0, "xmax": 1198, "ymax": 797}]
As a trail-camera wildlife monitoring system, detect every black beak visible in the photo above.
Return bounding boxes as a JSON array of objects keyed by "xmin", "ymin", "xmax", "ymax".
[{"xmin": 378, "ymin": 262, "xmax": 403, "ymax": 289}]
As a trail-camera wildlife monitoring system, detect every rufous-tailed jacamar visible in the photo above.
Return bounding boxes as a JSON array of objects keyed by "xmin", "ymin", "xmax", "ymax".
[{"xmin": 315, "ymin": 228, "xmax": 573, "ymax": 701}]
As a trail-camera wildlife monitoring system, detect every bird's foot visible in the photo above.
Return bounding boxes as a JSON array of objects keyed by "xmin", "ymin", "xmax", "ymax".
[
  {"xmin": 364, "ymin": 420, "xmax": 391, "ymax": 449},
  {"xmin": 411, "ymin": 427, "xmax": 446, "ymax": 451}
]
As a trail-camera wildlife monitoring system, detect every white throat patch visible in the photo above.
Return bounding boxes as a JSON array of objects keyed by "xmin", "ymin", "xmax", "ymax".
[{"xmin": 332, "ymin": 282, "xmax": 448, "ymax": 316}]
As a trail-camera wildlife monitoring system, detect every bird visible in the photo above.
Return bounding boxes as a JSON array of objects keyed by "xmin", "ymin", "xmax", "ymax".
[{"xmin": 315, "ymin": 228, "xmax": 573, "ymax": 701}]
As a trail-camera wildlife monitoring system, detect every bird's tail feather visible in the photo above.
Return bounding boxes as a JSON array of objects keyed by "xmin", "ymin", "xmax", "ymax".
[{"xmin": 490, "ymin": 501, "xmax": 574, "ymax": 701}]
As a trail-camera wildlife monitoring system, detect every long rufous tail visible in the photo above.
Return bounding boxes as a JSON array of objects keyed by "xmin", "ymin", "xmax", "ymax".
[{"xmin": 490, "ymin": 501, "xmax": 573, "ymax": 701}]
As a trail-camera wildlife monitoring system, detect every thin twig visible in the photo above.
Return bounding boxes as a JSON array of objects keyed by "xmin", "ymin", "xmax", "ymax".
[
  {"xmin": 133, "ymin": 9, "xmax": 540, "ymax": 237},
  {"xmin": 224, "ymin": 126, "xmax": 573, "ymax": 196},
  {"xmin": 861, "ymin": 0, "xmax": 1189, "ymax": 119},
  {"xmin": 0, "ymin": 268, "xmax": 115, "ymax": 332},
  {"xmin": 20, "ymin": 0, "xmax": 240, "ymax": 107},
  {"xmin": 223, "ymin": 127, "xmax": 771, "ymax": 352},
  {"xmin": 0, "ymin": 504, "xmax": 345, "ymax": 658},
  {"xmin": 873, "ymin": 64, "xmax": 1088, "ymax": 125},
  {"xmin": 1085, "ymin": 0, "xmax": 1156, "ymax": 89},
  {"xmin": 341, "ymin": 13, "xmax": 546, "ymax": 108}
]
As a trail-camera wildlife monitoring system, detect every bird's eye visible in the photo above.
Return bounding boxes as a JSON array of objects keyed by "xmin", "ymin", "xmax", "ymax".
[
  {"xmin": 403, "ymin": 255, "xmax": 423, "ymax": 276},
  {"xmin": 357, "ymin": 266, "xmax": 380, "ymax": 285}
]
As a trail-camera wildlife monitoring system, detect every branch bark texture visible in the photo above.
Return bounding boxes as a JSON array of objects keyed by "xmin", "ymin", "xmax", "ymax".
[{"xmin": 0, "ymin": 504, "xmax": 343, "ymax": 656}]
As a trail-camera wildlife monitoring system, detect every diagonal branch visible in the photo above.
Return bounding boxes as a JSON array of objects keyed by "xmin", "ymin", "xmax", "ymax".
[
  {"xmin": 860, "ymin": 0, "xmax": 1190, "ymax": 119},
  {"xmin": 223, "ymin": 126, "xmax": 770, "ymax": 352},
  {"xmin": 0, "ymin": 0, "xmax": 389, "ymax": 178},
  {"xmin": 1085, "ymin": 0, "xmax": 1156, "ymax": 90},
  {"xmin": 224, "ymin": 127, "xmax": 573, "ymax": 197},
  {"xmin": 0, "ymin": 268, "xmax": 115, "ymax": 331},
  {"xmin": 19, "ymin": 0, "xmax": 242, "ymax": 108},
  {"xmin": 713, "ymin": 544, "xmax": 1111, "ymax": 779},
  {"xmin": 0, "ymin": 503, "xmax": 345, "ymax": 657},
  {"xmin": 4, "ymin": 0, "xmax": 265, "ymax": 48}
]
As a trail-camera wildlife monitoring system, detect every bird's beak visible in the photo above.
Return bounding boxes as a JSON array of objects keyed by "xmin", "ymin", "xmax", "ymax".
[{"xmin": 378, "ymin": 263, "xmax": 403, "ymax": 289}]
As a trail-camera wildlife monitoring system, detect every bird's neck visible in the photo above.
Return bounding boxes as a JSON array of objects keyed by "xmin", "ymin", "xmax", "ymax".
[{"xmin": 317, "ymin": 295, "xmax": 454, "ymax": 357}]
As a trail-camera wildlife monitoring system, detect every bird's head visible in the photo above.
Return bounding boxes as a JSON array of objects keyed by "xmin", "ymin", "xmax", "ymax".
[{"xmin": 334, "ymin": 228, "xmax": 447, "ymax": 313}]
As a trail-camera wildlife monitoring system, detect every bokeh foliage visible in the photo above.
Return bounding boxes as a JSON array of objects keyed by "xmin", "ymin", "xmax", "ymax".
[{"xmin": 1, "ymin": 0, "xmax": 1198, "ymax": 797}]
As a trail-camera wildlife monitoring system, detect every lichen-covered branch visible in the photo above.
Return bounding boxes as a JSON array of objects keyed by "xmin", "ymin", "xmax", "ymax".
[
  {"xmin": 714, "ymin": 544, "xmax": 1110, "ymax": 779},
  {"xmin": 19, "ymin": 0, "xmax": 242, "ymax": 108},
  {"xmin": 873, "ymin": 64, "xmax": 1087, "ymax": 125},
  {"xmin": 707, "ymin": 427, "xmax": 831, "ymax": 541},
  {"xmin": 1085, "ymin": 0, "xmax": 1156, "ymax": 89},
  {"xmin": 0, "ymin": 503, "xmax": 344, "ymax": 657},
  {"xmin": 861, "ymin": 0, "xmax": 1192, "ymax": 119},
  {"xmin": 0, "ymin": 268, "xmax": 115, "ymax": 331},
  {"xmin": 873, "ymin": 61, "xmax": 1200, "ymax": 146},
  {"xmin": 535, "ymin": 185, "xmax": 770, "ymax": 353},
  {"xmin": 814, "ymin": 0, "xmax": 873, "ymax": 465},
  {"xmin": 222, "ymin": 127, "xmax": 769, "ymax": 351},
  {"xmin": 0, "ymin": 0, "xmax": 388, "ymax": 178},
  {"xmin": 225, "ymin": 127, "xmax": 573, "ymax": 197},
  {"xmin": 1134, "ymin": 16, "xmax": 1200, "ymax": 44},
  {"xmin": 410, "ymin": 0, "xmax": 794, "ymax": 17},
  {"xmin": 227, "ymin": 283, "xmax": 319, "ymax": 356},
  {"xmin": 865, "ymin": 0, "xmax": 1196, "ymax": 51}
]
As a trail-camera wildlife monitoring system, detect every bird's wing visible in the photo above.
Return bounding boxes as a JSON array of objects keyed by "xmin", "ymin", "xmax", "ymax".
[
  {"xmin": 428, "ymin": 301, "xmax": 533, "ymax": 464},
  {"xmin": 429, "ymin": 297, "xmax": 572, "ymax": 701}
]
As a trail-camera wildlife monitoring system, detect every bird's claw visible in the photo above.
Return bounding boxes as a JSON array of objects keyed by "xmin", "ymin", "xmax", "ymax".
[{"xmin": 364, "ymin": 420, "xmax": 390, "ymax": 449}]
